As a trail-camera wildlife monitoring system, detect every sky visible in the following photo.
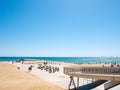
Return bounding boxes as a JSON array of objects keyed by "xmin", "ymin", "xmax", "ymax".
[{"xmin": 0, "ymin": 0, "xmax": 120, "ymax": 57}]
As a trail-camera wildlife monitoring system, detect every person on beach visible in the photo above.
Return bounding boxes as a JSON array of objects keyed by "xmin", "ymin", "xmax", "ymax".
[
  {"xmin": 49, "ymin": 68, "xmax": 52, "ymax": 73},
  {"xmin": 117, "ymin": 64, "xmax": 120, "ymax": 67},
  {"xmin": 28, "ymin": 66, "xmax": 32, "ymax": 72},
  {"xmin": 17, "ymin": 67, "xmax": 20, "ymax": 69},
  {"xmin": 110, "ymin": 64, "xmax": 114, "ymax": 67}
]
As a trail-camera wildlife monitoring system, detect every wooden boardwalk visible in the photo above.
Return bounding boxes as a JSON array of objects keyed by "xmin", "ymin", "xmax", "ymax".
[{"xmin": 64, "ymin": 66, "xmax": 120, "ymax": 90}]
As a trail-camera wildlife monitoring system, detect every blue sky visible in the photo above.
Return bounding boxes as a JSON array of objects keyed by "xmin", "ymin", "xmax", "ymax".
[{"xmin": 0, "ymin": 0, "xmax": 120, "ymax": 57}]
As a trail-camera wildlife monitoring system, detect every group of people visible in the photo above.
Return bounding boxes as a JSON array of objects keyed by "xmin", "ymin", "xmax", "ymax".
[
  {"xmin": 26, "ymin": 62, "xmax": 60, "ymax": 73},
  {"xmin": 110, "ymin": 64, "xmax": 120, "ymax": 67},
  {"xmin": 102, "ymin": 64, "xmax": 120, "ymax": 67},
  {"xmin": 38, "ymin": 64, "xmax": 60, "ymax": 73}
]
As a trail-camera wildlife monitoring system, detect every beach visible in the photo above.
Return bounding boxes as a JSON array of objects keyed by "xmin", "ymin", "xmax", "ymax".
[
  {"xmin": 0, "ymin": 60, "xmax": 96, "ymax": 90},
  {"xmin": 0, "ymin": 62, "xmax": 66, "ymax": 90},
  {"xmin": 0, "ymin": 60, "xmax": 120, "ymax": 90}
]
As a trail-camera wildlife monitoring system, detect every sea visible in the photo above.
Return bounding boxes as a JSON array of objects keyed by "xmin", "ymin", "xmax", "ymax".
[{"xmin": 0, "ymin": 57, "xmax": 120, "ymax": 64}]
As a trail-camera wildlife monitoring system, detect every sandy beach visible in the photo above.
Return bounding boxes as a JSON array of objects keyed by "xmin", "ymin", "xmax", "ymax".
[
  {"xmin": 0, "ymin": 62, "xmax": 66, "ymax": 90},
  {"xmin": 0, "ymin": 60, "xmax": 119, "ymax": 90},
  {"xmin": 0, "ymin": 60, "xmax": 98, "ymax": 90},
  {"xmin": 1, "ymin": 0, "xmax": 119, "ymax": 89}
]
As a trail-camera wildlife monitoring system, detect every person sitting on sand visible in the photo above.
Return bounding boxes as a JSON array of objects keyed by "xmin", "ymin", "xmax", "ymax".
[
  {"xmin": 117, "ymin": 64, "xmax": 120, "ymax": 67},
  {"xmin": 28, "ymin": 66, "xmax": 32, "ymax": 72},
  {"xmin": 17, "ymin": 67, "xmax": 20, "ymax": 69},
  {"xmin": 110, "ymin": 64, "xmax": 114, "ymax": 67}
]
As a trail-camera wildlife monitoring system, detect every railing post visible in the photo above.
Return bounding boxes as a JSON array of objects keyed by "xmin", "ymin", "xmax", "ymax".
[
  {"xmin": 68, "ymin": 76, "xmax": 77, "ymax": 90},
  {"xmin": 77, "ymin": 77, "xmax": 79, "ymax": 89}
]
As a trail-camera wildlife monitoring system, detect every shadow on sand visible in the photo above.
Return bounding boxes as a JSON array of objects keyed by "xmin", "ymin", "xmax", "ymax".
[{"xmin": 71, "ymin": 80, "xmax": 107, "ymax": 90}]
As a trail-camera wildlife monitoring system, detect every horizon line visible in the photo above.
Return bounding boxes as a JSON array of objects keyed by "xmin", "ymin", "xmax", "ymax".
[{"xmin": 0, "ymin": 56, "xmax": 120, "ymax": 58}]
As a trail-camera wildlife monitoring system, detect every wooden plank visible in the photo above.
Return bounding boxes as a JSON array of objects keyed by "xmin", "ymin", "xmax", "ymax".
[{"xmin": 64, "ymin": 66, "xmax": 120, "ymax": 81}]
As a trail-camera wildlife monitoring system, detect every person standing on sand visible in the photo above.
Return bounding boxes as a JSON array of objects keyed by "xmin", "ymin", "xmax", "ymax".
[{"xmin": 28, "ymin": 66, "xmax": 32, "ymax": 72}]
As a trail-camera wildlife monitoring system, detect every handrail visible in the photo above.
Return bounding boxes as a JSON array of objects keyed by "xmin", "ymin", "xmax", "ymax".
[{"xmin": 64, "ymin": 66, "xmax": 120, "ymax": 75}]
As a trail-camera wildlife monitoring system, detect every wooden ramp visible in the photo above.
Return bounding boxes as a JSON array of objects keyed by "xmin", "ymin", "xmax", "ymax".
[
  {"xmin": 104, "ymin": 81, "xmax": 120, "ymax": 90},
  {"xmin": 64, "ymin": 66, "xmax": 120, "ymax": 90}
]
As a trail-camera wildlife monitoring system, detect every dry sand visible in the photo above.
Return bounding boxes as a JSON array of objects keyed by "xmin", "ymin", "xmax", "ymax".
[
  {"xmin": 0, "ymin": 60, "xmax": 112, "ymax": 90},
  {"xmin": 0, "ymin": 62, "xmax": 66, "ymax": 90},
  {"xmin": 11, "ymin": 60, "xmax": 110, "ymax": 89}
]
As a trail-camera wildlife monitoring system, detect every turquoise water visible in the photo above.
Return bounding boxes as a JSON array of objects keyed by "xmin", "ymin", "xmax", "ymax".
[{"xmin": 0, "ymin": 57, "xmax": 120, "ymax": 64}]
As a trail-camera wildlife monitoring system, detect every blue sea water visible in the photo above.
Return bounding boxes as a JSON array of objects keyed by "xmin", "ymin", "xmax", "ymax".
[{"xmin": 0, "ymin": 57, "xmax": 120, "ymax": 64}]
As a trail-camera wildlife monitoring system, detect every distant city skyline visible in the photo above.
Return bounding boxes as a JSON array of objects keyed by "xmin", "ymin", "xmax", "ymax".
[{"xmin": 0, "ymin": 0, "xmax": 120, "ymax": 57}]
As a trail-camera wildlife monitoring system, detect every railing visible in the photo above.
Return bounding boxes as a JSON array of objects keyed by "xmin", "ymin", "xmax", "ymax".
[
  {"xmin": 64, "ymin": 66, "xmax": 120, "ymax": 75},
  {"xmin": 64, "ymin": 66, "xmax": 120, "ymax": 89}
]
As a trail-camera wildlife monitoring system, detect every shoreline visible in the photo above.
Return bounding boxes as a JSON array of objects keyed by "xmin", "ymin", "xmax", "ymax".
[
  {"xmin": 2, "ymin": 59, "xmax": 113, "ymax": 65},
  {"xmin": 1, "ymin": 56, "xmax": 120, "ymax": 65}
]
